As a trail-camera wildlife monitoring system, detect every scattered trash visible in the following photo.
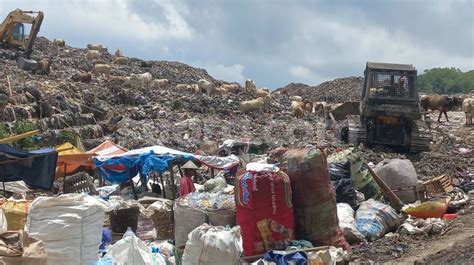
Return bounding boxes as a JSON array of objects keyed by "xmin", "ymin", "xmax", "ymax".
[
  {"xmin": 399, "ymin": 216, "xmax": 447, "ymax": 235},
  {"xmin": 402, "ymin": 198, "xmax": 450, "ymax": 219}
]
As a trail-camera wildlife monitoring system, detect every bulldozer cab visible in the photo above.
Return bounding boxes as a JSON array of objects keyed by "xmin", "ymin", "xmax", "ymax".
[{"xmin": 362, "ymin": 62, "xmax": 418, "ymax": 102}]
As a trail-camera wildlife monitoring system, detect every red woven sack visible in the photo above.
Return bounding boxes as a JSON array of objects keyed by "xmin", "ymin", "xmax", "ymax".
[
  {"xmin": 235, "ymin": 170, "xmax": 295, "ymax": 256},
  {"xmin": 280, "ymin": 148, "xmax": 350, "ymax": 250}
]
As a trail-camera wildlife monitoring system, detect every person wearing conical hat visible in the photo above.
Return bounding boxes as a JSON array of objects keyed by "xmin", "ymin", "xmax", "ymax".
[{"xmin": 179, "ymin": 160, "xmax": 198, "ymax": 196}]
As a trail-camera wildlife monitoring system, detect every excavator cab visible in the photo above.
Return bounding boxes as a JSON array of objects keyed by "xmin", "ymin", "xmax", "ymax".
[
  {"xmin": 0, "ymin": 9, "xmax": 44, "ymax": 59},
  {"xmin": 12, "ymin": 23, "xmax": 25, "ymax": 42}
]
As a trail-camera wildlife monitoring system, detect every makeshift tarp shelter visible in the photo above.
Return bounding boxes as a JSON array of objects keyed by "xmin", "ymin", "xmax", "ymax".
[
  {"xmin": 0, "ymin": 144, "xmax": 57, "ymax": 190},
  {"xmin": 87, "ymin": 140, "xmax": 128, "ymax": 157},
  {"xmin": 94, "ymin": 145, "xmax": 240, "ymax": 173},
  {"xmin": 56, "ymin": 141, "xmax": 128, "ymax": 177},
  {"xmin": 55, "ymin": 142, "xmax": 93, "ymax": 176},
  {"xmin": 93, "ymin": 145, "xmax": 241, "ymax": 199}
]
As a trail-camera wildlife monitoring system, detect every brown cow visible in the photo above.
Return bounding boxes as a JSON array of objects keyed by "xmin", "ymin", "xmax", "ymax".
[{"xmin": 420, "ymin": 95, "xmax": 463, "ymax": 122}]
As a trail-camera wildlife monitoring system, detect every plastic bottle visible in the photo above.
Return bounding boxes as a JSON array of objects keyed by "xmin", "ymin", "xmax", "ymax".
[
  {"xmin": 122, "ymin": 227, "xmax": 134, "ymax": 242},
  {"xmin": 151, "ymin": 246, "xmax": 162, "ymax": 265}
]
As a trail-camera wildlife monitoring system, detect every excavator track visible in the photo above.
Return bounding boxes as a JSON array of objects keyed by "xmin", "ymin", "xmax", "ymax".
[
  {"xmin": 409, "ymin": 120, "xmax": 432, "ymax": 153},
  {"xmin": 347, "ymin": 115, "xmax": 367, "ymax": 146}
]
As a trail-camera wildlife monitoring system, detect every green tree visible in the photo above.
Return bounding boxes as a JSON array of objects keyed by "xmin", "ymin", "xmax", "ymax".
[{"xmin": 417, "ymin": 68, "xmax": 474, "ymax": 94}]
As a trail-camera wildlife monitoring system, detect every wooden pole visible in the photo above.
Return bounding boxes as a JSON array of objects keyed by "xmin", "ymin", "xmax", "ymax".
[
  {"xmin": 0, "ymin": 129, "xmax": 40, "ymax": 144},
  {"xmin": 128, "ymin": 168, "xmax": 138, "ymax": 200},
  {"xmin": 6, "ymin": 75, "xmax": 12, "ymax": 97},
  {"xmin": 159, "ymin": 173, "xmax": 166, "ymax": 199},
  {"xmin": 2, "ymin": 167, "xmax": 5, "ymax": 196},
  {"xmin": 169, "ymin": 167, "xmax": 176, "ymax": 200},
  {"xmin": 366, "ymin": 163, "xmax": 404, "ymax": 211},
  {"xmin": 62, "ymin": 163, "xmax": 67, "ymax": 193}
]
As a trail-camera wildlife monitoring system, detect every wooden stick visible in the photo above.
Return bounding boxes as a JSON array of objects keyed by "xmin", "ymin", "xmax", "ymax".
[
  {"xmin": 6, "ymin": 75, "xmax": 12, "ymax": 97},
  {"xmin": 128, "ymin": 168, "xmax": 138, "ymax": 200},
  {"xmin": 0, "ymin": 129, "xmax": 40, "ymax": 144},
  {"xmin": 169, "ymin": 168, "xmax": 176, "ymax": 200},
  {"xmin": 366, "ymin": 163, "xmax": 405, "ymax": 210},
  {"xmin": 159, "ymin": 173, "xmax": 166, "ymax": 199}
]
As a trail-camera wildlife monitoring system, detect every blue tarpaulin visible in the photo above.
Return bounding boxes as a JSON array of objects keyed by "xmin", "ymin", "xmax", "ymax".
[
  {"xmin": 0, "ymin": 144, "xmax": 58, "ymax": 190},
  {"xmin": 94, "ymin": 155, "xmax": 139, "ymax": 184},
  {"xmin": 94, "ymin": 151, "xmax": 195, "ymax": 184}
]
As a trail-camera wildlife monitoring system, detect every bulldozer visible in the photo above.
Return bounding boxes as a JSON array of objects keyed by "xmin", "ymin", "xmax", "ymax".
[
  {"xmin": 337, "ymin": 62, "xmax": 432, "ymax": 153},
  {"xmin": 0, "ymin": 9, "xmax": 44, "ymax": 69}
]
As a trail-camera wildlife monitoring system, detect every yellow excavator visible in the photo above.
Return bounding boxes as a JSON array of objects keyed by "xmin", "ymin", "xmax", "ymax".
[{"xmin": 0, "ymin": 9, "xmax": 43, "ymax": 68}]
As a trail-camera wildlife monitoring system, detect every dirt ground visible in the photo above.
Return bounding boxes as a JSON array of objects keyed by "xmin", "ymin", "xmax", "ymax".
[{"xmin": 350, "ymin": 110, "xmax": 474, "ymax": 264}]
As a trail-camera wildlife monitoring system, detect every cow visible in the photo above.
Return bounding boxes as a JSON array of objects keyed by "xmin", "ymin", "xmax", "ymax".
[{"xmin": 420, "ymin": 95, "xmax": 463, "ymax": 122}]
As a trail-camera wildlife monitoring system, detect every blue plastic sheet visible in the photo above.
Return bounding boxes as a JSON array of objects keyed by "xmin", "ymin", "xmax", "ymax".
[
  {"xmin": 94, "ymin": 151, "xmax": 195, "ymax": 184},
  {"xmin": 263, "ymin": 250, "xmax": 309, "ymax": 265},
  {"xmin": 94, "ymin": 156, "xmax": 139, "ymax": 184},
  {"xmin": 0, "ymin": 144, "xmax": 57, "ymax": 190}
]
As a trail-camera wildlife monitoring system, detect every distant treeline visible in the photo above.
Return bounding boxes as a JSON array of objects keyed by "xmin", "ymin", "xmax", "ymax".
[{"xmin": 417, "ymin": 68, "xmax": 474, "ymax": 94}]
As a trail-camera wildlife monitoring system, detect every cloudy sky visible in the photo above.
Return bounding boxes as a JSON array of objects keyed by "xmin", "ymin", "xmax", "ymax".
[{"xmin": 1, "ymin": 0, "xmax": 473, "ymax": 88}]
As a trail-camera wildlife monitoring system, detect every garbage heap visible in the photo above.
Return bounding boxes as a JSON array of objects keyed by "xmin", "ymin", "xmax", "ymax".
[{"xmin": 0, "ymin": 142, "xmax": 472, "ymax": 265}]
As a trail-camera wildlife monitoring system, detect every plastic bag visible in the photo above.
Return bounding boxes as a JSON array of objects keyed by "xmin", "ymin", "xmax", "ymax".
[
  {"xmin": 355, "ymin": 199, "xmax": 400, "ymax": 241},
  {"xmin": 328, "ymin": 148, "xmax": 382, "ymax": 200},
  {"xmin": 337, "ymin": 203, "xmax": 365, "ymax": 243},
  {"xmin": 402, "ymin": 198, "xmax": 450, "ymax": 219},
  {"xmin": 106, "ymin": 231, "xmax": 165, "ymax": 265},
  {"xmin": 182, "ymin": 224, "xmax": 242, "ymax": 265},
  {"xmin": 0, "ymin": 209, "xmax": 7, "ymax": 233},
  {"xmin": 329, "ymin": 162, "xmax": 357, "ymax": 207},
  {"xmin": 399, "ymin": 216, "xmax": 447, "ymax": 235},
  {"xmin": 1, "ymin": 198, "xmax": 30, "ymax": 230}
]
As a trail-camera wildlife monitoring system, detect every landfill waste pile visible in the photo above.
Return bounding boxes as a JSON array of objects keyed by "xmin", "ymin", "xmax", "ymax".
[
  {"xmin": 275, "ymin": 77, "xmax": 364, "ymax": 103},
  {"xmin": 0, "ymin": 35, "xmax": 473, "ymax": 265},
  {"xmin": 0, "ymin": 37, "xmax": 332, "ymax": 152}
]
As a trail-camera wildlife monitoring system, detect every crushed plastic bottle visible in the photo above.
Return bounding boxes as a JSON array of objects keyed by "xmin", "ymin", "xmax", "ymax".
[{"xmin": 122, "ymin": 227, "xmax": 134, "ymax": 242}]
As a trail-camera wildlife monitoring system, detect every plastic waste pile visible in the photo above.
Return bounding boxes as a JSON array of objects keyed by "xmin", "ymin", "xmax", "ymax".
[{"xmin": 177, "ymin": 191, "xmax": 235, "ymax": 211}]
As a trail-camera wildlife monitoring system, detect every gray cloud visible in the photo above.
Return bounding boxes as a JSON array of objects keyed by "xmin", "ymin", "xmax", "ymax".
[{"xmin": 1, "ymin": 0, "xmax": 472, "ymax": 88}]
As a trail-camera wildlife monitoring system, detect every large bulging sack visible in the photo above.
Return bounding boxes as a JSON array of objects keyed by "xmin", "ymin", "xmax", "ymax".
[
  {"xmin": 374, "ymin": 159, "xmax": 418, "ymax": 203},
  {"xmin": 280, "ymin": 148, "xmax": 350, "ymax": 251},
  {"xmin": 174, "ymin": 193, "xmax": 235, "ymax": 246},
  {"xmin": 24, "ymin": 194, "xmax": 107, "ymax": 265},
  {"xmin": 236, "ymin": 168, "xmax": 295, "ymax": 256},
  {"xmin": 182, "ymin": 224, "xmax": 242, "ymax": 265},
  {"xmin": 328, "ymin": 148, "xmax": 382, "ymax": 200},
  {"xmin": 355, "ymin": 199, "xmax": 400, "ymax": 241},
  {"xmin": 0, "ymin": 230, "xmax": 47, "ymax": 265}
]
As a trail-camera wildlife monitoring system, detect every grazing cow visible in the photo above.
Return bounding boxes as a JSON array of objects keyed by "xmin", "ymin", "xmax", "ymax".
[
  {"xmin": 462, "ymin": 97, "xmax": 474, "ymax": 125},
  {"xmin": 420, "ymin": 95, "xmax": 463, "ymax": 122}
]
